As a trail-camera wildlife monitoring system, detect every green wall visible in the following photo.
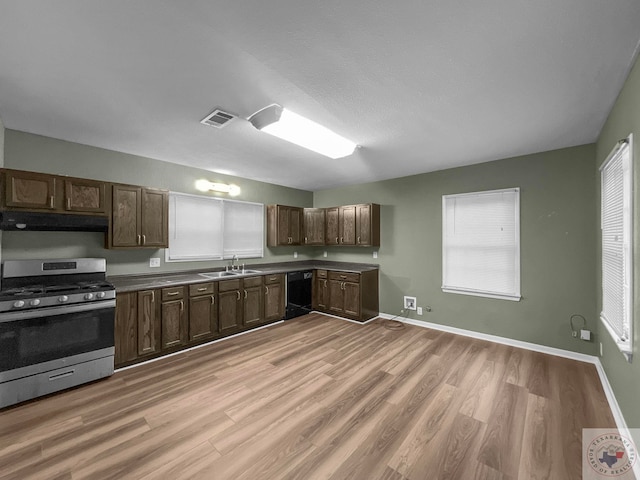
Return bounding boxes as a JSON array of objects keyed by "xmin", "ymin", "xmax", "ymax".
[
  {"xmin": 2, "ymin": 130, "xmax": 314, "ymax": 275},
  {"xmin": 596, "ymin": 53, "xmax": 640, "ymax": 429},
  {"xmin": 314, "ymin": 144, "xmax": 598, "ymax": 355}
]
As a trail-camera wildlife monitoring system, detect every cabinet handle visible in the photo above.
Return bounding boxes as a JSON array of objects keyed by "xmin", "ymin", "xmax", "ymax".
[
  {"xmin": 197, "ymin": 287, "xmax": 207, "ymax": 292},
  {"xmin": 269, "ymin": 276, "xmax": 276, "ymax": 281},
  {"xmin": 166, "ymin": 291, "xmax": 180, "ymax": 296},
  {"xmin": 335, "ymin": 237, "xmax": 339, "ymax": 244},
  {"xmin": 151, "ymin": 291, "xmax": 155, "ymax": 303},
  {"xmin": 357, "ymin": 236, "xmax": 361, "ymax": 244},
  {"xmin": 324, "ymin": 280, "xmax": 327, "ymax": 288},
  {"xmin": 211, "ymin": 295, "xmax": 215, "ymax": 305},
  {"xmin": 340, "ymin": 237, "xmax": 344, "ymax": 243},
  {"xmin": 137, "ymin": 235, "xmax": 141, "ymax": 245},
  {"xmin": 265, "ymin": 286, "xmax": 269, "ymax": 295},
  {"xmin": 305, "ymin": 237, "xmax": 308, "ymax": 244},
  {"xmin": 142, "ymin": 235, "xmax": 146, "ymax": 245},
  {"xmin": 340, "ymin": 275, "xmax": 347, "ymax": 279},
  {"xmin": 66, "ymin": 197, "xmax": 71, "ymax": 210},
  {"xmin": 180, "ymin": 301, "xmax": 184, "ymax": 311},
  {"xmin": 244, "ymin": 290, "xmax": 248, "ymax": 300},
  {"xmin": 236, "ymin": 291, "xmax": 240, "ymax": 301}
]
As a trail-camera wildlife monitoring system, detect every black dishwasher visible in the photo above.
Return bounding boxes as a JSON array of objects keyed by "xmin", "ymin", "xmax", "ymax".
[{"xmin": 285, "ymin": 271, "xmax": 313, "ymax": 319}]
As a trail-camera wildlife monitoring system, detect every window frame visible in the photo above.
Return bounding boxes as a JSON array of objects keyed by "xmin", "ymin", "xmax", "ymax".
[
  {"xmin": 441, "ymin": 187, "xmax": 521, "ymax": 301},
  {"xmin": 599, "ymin": 134, "xmax": 633, "ymax": 362}
]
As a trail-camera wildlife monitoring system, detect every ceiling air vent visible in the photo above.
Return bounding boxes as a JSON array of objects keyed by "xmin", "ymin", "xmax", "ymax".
[{"xmin": 200, "ymin": 108, "xmax": 236, "ymax": 128}]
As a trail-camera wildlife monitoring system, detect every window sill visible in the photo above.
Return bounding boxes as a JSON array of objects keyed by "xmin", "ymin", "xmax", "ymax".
[{"xmin": 442, "ymin": 287, "xmax": 521, "ymax": 302}]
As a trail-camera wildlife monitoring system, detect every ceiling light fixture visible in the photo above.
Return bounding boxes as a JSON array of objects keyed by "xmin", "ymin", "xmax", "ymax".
[
  {"xmin": 195, "ymin": 179, "xmax": 241, "ymax": 196},
  {"xmin": 248, "ymin": 104, "xmax": 357, "ymax": 159}
]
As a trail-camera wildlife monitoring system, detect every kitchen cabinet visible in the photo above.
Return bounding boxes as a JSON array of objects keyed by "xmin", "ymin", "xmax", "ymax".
[
  {"xmin": 313, "ymin": 269, "xmax": 329, "ymax": 311},
  {"xmin": 243, "ymin": 276, "xmax": 264, "ymax": 327},
  {"xmin": 1, "ymin": 169, "xmax": 108, "ymax": 214},
  {"xmin": 110, "ymin": 184, "xmax": 168, "ymax": 248},
  {"xmin": 188, "ymin": 282, "xmax": 218, "ymax": 342},
  {"xmin": 266, "ymin": 204, "xmax": 303, "ymax": 246},
  {"xmin": 333, "ymin": 204, "xmax": 380, "ymax": 246},
  {"xmin": 160, "ymin": 286, "xmax": 187, "ymax": 350},
  {"xmin": 325, "ymin": 207, "xmax": 340, "ymax": 245},
  {"xmin": 264, "ymin": 273, "xmax": 285, "ymax": 322},
  {"xmin": 303, "ymin": 208, "xmax": 326, "ymax": 245},
  {"xmin": 114, "ymin": 290, "xmax": 161, "ymax": 367},
  {"xmin": 325, "ymin": 270, "xmax": 379, "ymax": 322},
  {"xmin": 218, "ymin": 279, "xmax": 243, "ymax": 334}
]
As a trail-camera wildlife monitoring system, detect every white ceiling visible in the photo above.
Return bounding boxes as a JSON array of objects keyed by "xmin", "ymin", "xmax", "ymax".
[{"xmin": 1, "ymin": 1, "xmax": 640, "ymax": 191}]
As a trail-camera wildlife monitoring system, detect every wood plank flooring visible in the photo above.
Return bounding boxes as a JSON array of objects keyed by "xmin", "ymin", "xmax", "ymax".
[{"xmin": 0, "ymin": 314, "xmax": 616, "ymax": 479}]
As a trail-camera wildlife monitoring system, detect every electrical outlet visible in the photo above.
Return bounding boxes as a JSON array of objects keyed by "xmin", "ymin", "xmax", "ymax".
[
  {"xmin": 373, "ymin": 251, "xmax": 378, "ymax": 259},
  {"xmin": 294, "ymin": 252, "xmax": 298, "ymax": 259},
  {"xmin": 425, "ymin": 306, "xmax": 432, "ymax": 312},
  {"xmin": 403, "ymin": 296, "xmax": 417, "ymax": 311},
  {"xmin": 417, "ymin": 307, "xmax": 423, "ymax": 315},
  {"xmin": 149, "ymin": 257, "xmax": 160, "ymax": 268},
  {"xmin": 580, "ymin": 329, "xmax": 591, "ymax": 341},
  {"xmin": 323, "ymin": 251, "xmax": 328, "ymax": 258}
]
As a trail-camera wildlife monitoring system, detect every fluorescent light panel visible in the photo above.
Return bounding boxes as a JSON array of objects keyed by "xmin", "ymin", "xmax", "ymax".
[
  {"xmin": 195, "ymin": 179, "xmax": 240, "ymax": 196},
  {"xmin": 249, "ymin": 104, "xmax": 357, "ymax": 159}
]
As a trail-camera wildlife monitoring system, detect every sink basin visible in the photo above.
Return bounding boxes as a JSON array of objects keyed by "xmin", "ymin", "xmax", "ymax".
[
  {"xmin": 199, "ymin": 271, "xmax": 239, "ymax": 279},
  {"xmin": 236, "ymin": 269, "xmax": 262, "ymax": 275}
]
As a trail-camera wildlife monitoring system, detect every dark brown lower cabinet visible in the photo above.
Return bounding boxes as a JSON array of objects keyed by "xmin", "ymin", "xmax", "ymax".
[
  {"xmin": 160, "ymin": 286, "xmax": 187, "ymax": 349},
  {"xmin": 243, "ymin": 276, "xmax": 264, "ymax": 327},
  {"xmin": 114, "ymin": 290, "xmax": 161, "ymax": 367},
  {"xmin": 323, "ymin": 269, "xmax": 378, "ymax": 322},
  {"xmin": 313, "ymin": 270, "xmax": 329, "ymax": 311},
  {"xmin": 188, "ymin": 282, "xmax": 218, "ymax": 342},
  {"xmin": 264, "ymin": 274, "xmax": 285, "ymax": 322},
  {"xmin": 138, "ymin": 290, "xmax": 161, "ymax": 356},
  {"xmin": 218, "ymin": 279, "xmax": 242, "ymax": 334}
]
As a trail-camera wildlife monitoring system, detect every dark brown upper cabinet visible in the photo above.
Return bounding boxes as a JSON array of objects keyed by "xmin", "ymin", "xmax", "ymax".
[
  {"xmin": 303, "ymin": 208, "xmax": 326, "ymax": 245},
  {"xmin": 2, "ymin": 169, "xmax": 108, "ymax": 214},
  {"xmin": 267, "ymin": 204, "xmax": 303, "ymax": 246},
  {"xmin": 110, "ymin": 185, "xmax": 168, "ymax": 248}
]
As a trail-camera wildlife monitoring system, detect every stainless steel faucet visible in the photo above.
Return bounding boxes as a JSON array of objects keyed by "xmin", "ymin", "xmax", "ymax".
[{"xmin": 231, "ymin": 254, "xmax": 239, "ymax": 271}]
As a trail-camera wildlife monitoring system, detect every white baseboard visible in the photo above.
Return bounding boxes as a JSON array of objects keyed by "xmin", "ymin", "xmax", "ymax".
[{"xmin": 378, "ymin": 312, "xmax": 633, "ymax": 455}]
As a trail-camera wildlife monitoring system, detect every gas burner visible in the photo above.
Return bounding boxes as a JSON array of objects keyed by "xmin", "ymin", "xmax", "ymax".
[{"xmin": 0, "ymin": 286, "xmax": 45, "ymax": 298}]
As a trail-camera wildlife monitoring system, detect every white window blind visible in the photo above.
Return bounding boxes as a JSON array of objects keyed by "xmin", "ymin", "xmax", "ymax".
[
  {"xmin": 442, "ymin": 188, "xmax": 520, "ymax": 301},
  {"xmin": 223, "ymin": 200, "xmax": 264, "ymax": 259},
  {"xmin": 167, "ymin": 193, "xmax": 224, "ymax": 261},
  {"xmin": 600, "ymin": 136, "xmax": 633, "ymax": 361}
]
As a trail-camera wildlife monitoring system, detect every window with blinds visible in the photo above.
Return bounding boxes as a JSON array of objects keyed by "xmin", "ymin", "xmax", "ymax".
[
  {"xmin": 600, "ymin": 136, "xmax": 633, "ymax": 361},
  {"xmin": 166, "ymin": 192, "xmax": 264, "ymax": 262},
  {"xmin": 442, "ymin": 188, "xmax": 521, "ymax": 301}
]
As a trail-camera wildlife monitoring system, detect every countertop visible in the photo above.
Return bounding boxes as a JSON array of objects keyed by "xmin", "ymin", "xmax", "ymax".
[{"xmin": 108, "ymin": 260, "xmax": 379, "ymax": 293}]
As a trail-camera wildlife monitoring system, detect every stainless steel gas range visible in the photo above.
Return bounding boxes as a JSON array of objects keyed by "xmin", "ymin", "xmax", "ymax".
[{"xmin": 0, "ymin": 258, "xmax": 116, "ymax": 409}]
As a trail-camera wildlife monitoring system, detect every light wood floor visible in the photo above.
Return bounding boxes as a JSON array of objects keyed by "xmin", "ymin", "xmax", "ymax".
[{"xmin": 0, "ymin": 314, "xmax": 616, "ymax": 480}]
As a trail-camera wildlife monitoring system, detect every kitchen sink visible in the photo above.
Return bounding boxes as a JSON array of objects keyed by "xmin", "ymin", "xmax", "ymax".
[{"xmin": 199, "ymin": 269, "xmax": 262, "ymax": 279}]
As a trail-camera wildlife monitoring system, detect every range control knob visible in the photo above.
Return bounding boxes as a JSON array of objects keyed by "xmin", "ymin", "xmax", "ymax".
[
  {"xmin": 58, "ymin": 295, "xmax": 69, "ymax": 303},
  {"xmin": 84, "ymin": 293, "xmax": 94, "ymax": 300},
  {"xmin": 13, "ymin": 300, "xmax": 25, "ymax": 308},
  {"xmin": 96, "ymin": 291, "xmax": 106, "ymax": 299},
  {"xmin": 29, "ymin": 299, "xmax": 41, "ymax": 307}
]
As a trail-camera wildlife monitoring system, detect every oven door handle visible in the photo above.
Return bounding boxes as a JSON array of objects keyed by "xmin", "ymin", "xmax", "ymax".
[{"xmin": 0, "ymin": 299, "xmax": 116, "ymax": 323}]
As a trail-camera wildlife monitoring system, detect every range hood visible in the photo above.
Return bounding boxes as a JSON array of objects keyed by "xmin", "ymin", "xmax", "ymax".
[{"xmin": 0, "ymin": 211, "xmax": 108, "ymax": 232}]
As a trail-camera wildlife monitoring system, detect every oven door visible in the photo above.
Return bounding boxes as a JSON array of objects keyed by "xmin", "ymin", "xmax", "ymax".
[{"xmin": 0, "ymin": 300, "xmax": 115, "ymax": 378}]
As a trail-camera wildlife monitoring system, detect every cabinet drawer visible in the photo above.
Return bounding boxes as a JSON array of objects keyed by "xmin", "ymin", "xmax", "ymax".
[
  {"xmin": 189, "ymin": 282, "xmax": 215, "ymax": 297},
  {"xmin": 328, "ymin": 271, "xmax": 360, "ymax": 283},
  {"xmin": 264, "ymin": 273, "xmax": 284, "ymax": 285},
  {"xmin": 243, "ymin": 276, "xmax": 263, "ymax": 288},
  {"xmin": 218, "ymin": 278, "xmax": 241, "ymax": 292},
  {"xmin": 161, "ymin": 286, "xmax": 185, "ymax": 301},
  {"xmin": 315, "ymin": 269, "xmax": 328, "ymax": 279}
]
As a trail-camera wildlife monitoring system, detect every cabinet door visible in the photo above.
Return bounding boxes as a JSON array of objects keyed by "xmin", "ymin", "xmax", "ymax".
[
  {"xmin": 141, "ymin": 189, "xmax": 168, "ymax": 247},
  {"xmin": 5, "ymin": 170, "xmax": 56, "ymax": 210},
  {"xmin": 244, "ymin": 285, "xmax": 264, "ymax": 326},
  {"xmin": 304, "ymin": 208, "xmax": 325, "ymax": 245},
  {"xmin": 161, "ymin": 299, "xmax": 187, "ymax": 349},
  {"xmin": 112, "ymin": 185, "xmax": 141, "ymax": 247},
  {"xmin": 328, "ymin": 279, "xmax": 345, "ymax": 315},
  {"xmin": 64, "ymin": 178, "xmax": 106, "ymax": 213},
  {"xmin": 339, "ymin": 206, "xmax": 356, "ymax": 245},
  {"xmin": 137, "ymin": 290, "xmax": 160, "ymax": 356},
  {"xmin": 326, "ymin": 207, "xmax": 340, "ymax": 245},
  {"xmin": 313, "ymin": 277, "xmax": 329, "ymax": 311},
  {"xmin": 355, "ymin": 204, "xmax": 371, "ymax": 246},
  {"xmin": 277, "ymin": 205, "xmax": 291, "ymax": 245},
  {"xmin": 343, "ymin": 282, "xmax": 361, "ymax": 318},
  {"xmin": 264, "ymin": 282, "xmax": 284, "ymax": 322},
  {"xmin": 219, "ymin": 289, "xmax": 241, "ymax": 333},
  {"xmin": 189, "ymin": 294, "xmax": 217, "ymax": 341},
  {"xmin": 288, "ymin": 207, "xmax": 303, "ymax": 245},
  {"xmin": 115, "ymin": 292, "xmax": 138, "ymax": 366}
]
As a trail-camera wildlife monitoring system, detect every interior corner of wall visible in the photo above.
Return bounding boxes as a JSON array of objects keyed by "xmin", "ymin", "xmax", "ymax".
[{"xmin": 0, "ymin": 115, "xmax": 5, "ymax": 167}]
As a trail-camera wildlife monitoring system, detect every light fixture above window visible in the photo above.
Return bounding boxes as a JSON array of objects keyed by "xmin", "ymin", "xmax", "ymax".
[
  {"xmin": 195, "ymin": 179, "xmax": 241, "ymax": 196},
  {"xmin": 248, "ymin": 104, "xmax": 357, "ymax": 159}
]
